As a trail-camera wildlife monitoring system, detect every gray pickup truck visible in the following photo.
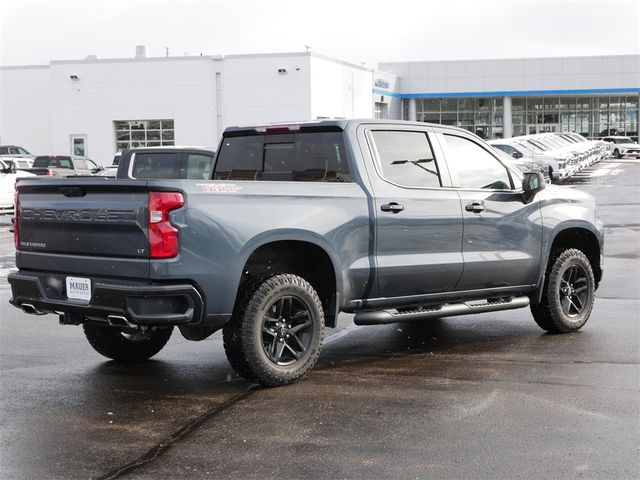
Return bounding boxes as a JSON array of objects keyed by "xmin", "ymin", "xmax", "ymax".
[{"xmin": 8, "ymin": 120, "xmax": 604, "ymax": 386}]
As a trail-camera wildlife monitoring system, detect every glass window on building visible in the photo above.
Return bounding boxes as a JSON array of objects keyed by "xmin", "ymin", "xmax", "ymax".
[
  {"xmin": 415, "ymin": 97, "xmax": 503, "ymax": 139},
  {"xmin": 114, "ymin": 119, "xmax": 176, "ymax": 151}
]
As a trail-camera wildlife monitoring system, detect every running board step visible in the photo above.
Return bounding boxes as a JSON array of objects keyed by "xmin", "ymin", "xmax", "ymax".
[{"xmin": 353, "ymin": 296, "xmax": 530, "ymax": 325}]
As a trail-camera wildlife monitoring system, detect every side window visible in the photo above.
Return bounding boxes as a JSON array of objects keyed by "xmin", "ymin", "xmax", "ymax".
[
  {"xmin": 494, "ymin": 144, "xmax": 515, "ymax": 156},
  {"xmin": 86, "ymin": 159, "xmax": 98, "ymax": 170},
  {"xmin": 443, "ymin": 134, "xmax": 511, "ymax": 190},
  {"xmin": 131, "ymin": 152, "xmax": 180, "ymax": 179},
  {"xmin": 73, "ymin": 159, "xmax": 88, "ymax": 169},
  {"xmin": 18, "ymin": 147, "xmax": 30, "ymax": 155},
  {"xmin": 9, "ymin": 147, "xmax": 20, "ymax": 155},
  {"xmin": 186, "ymin": 154, "xmax": 214, "ymax": 180},
  {"xmin": 58, "ymin": 157, "xmax": 72, "ymax": 169},
  {"xmin": 370, "ymin": 130, "xmax": 441, "ymax": 188}
]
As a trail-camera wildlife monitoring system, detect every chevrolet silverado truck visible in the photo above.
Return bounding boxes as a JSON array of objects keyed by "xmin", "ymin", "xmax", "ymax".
[{"xmin": 8, "ymin": 120, "xmax": 604, "ymax": 386}]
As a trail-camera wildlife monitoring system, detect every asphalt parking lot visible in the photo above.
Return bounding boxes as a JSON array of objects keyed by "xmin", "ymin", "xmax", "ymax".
[{"xmin": 1, "ymin": 158, "xmax": 639, "ymax": 479}]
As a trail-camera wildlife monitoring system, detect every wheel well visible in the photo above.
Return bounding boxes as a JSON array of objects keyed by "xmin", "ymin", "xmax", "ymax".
[
  {"xmin": 238, "ymin": 241, "xmax": 338, "ymax": 327},
  {"xmin": 550, "ymin": 228, "xmax": 602, "ymax": 286}
]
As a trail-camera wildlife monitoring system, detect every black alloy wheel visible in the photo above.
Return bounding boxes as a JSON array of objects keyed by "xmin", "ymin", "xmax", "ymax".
[
  {"xmin": 531, "ymin": 248, "xmax": 595, "ymax": 333},
  {"xmin": 223, "ymin": 273, "xmax": 325, "ymax": 386},
  {"xmin": 261, "ymin": 295, "xmax": 315, "ymax": 366},
  {"xmin": 558, "ymin": 264, "xmax": 590, "ymax": 318}
]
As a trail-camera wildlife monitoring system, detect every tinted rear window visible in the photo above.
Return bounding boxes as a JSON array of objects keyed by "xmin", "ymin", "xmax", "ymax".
[
  {"xmin": 214, "ymin": 132, "xmax": 351, "ymax": 182},
  {"xmin": 131, "ymin": 152, "xmax": 180, "ymax": 179},
  {"xmin": 34, "ymin": 156, "xmax": 72, "ymax": 168}
]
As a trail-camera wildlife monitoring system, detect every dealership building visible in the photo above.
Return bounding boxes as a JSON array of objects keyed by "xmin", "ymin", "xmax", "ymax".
[{"xmin": 0, "ymin": 48, "xmax": 638, "ymax": 165}]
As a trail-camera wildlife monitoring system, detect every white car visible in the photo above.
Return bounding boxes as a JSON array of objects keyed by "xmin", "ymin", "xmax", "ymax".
[
  {"xmin": 602, "ymin": 136, "xmax": 640, "ymax": 159},
  {"xmin": 489, "ymin": 138, "xmax": 572, "ymax": 183},
  {"xmin": 0, "ymin": 160, "xmax": 35, "ymax": 215}
]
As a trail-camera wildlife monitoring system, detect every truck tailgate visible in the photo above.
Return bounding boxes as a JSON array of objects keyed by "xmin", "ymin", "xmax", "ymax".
[{"xmin": 17, "ymin": 179, "xmax": 149, "ymax": 258}]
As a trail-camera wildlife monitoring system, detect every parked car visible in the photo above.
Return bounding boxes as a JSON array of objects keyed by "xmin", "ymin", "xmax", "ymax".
[
  {"xmin": 2, "ymin": 158, "xmax": 34, "ymax": 170},
  {"xmin": 9, "ymin": 120, "xmax": 603, "ymax": 386},
  {"xmin": 0, "ymin": 145, "xmax": 34, "ymax": 159},
  {"xmin": 601, "ymin": 136, "xmax": 640, "ymax": 159},
  {"xmin": 29, "ymin": 155, "xmax": 103, "ymax": 176},
  {"xmin": 0, "ymin": 160, "xmax": 35, "ymax": 215}
]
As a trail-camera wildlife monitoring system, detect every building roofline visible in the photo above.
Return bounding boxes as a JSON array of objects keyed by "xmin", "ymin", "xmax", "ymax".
[
  {"xmin": 374, "ymin": 87, "xmax": 640, "ymax": 98},
  {"xmin": 379, "ymin": 52, "xmax": 640, "ymax": 66}
]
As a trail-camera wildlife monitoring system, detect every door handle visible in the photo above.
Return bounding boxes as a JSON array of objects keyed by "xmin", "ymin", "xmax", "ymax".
[
  {"xmin": 465, "ymin": 201, "xmax": 486, "ymax": 213},
  {"xmin": 380, "ymin": 202, "xmax": 405, "ymax": 213}
]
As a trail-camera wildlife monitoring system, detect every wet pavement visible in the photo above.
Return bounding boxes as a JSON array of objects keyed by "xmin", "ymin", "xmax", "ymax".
[{"xmin": 1, "ymin": 159, "xmax": 639, "ymax": 479}]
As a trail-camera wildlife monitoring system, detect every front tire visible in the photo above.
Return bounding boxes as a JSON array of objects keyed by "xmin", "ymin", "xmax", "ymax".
[
  {"xmin": 531, "ymin": 248, "xmax": 595, "ymax": 333},
  {"xmin": 223, "ymin": 274, "xmax": 325, "ymax": 386},
  {"xmin": 83, "ymin": 324, "xmax": 173, "ymax": 362},
  {"xmin": 613, "ymin": 148, "xmax": 621, "ymax": 159}
]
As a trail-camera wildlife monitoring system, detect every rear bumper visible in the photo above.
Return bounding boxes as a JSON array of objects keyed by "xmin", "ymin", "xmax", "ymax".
[{"xmin": 8, "ymin": 271, "xmax": 205, "ymax": 327}]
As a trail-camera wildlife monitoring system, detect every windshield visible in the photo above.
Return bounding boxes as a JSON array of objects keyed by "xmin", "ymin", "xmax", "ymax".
[
  {"xmin": 513, "ymin": 142, "xmax": 535, "ymax": 155},
  {"xmin": 525, "ymin": 140, "xmax": 547, "ymax": 152}
]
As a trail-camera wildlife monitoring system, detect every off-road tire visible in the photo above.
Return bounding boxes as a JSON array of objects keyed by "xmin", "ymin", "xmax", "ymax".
[
  {"xmin": 531, "ymin": 248, "xmax": 595, "ymax": 333},
  {"xmin": 83, "ymin": 324, "xmax": 173, "ymax": 361},
  {"xmin": 223, "ymin": 273, "xmax": 325, "ymax": 387}
]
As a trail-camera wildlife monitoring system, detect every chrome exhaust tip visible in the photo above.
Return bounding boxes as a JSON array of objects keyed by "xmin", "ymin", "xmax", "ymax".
[
  {"xmin": 21, "ymin": 303, "xmax": 46, "ymax": 315},
  {"xmin": 106, "ymin": 315, "xmax": 138, "ymax": 329}
]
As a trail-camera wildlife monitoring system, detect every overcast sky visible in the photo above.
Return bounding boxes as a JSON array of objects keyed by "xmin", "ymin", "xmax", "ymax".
[{"xmin": 1, "ymin": 0, "xmax": 638, "ymax": 67}]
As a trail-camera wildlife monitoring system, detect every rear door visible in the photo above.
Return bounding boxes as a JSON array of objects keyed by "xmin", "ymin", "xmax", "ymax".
[
  {"xmin": 436, "ymin": 130, "xmax": 542, "ymax": 291},
  {"xmin": 361, "ymin": 125, "xmax": 464, "ymax": 298}
]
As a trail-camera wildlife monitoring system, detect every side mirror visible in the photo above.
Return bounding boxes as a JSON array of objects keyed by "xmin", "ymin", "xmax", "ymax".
[
  {"xmin": 512, "ymin": 151, "xmax": 523, "ymax": 159},
  {"xmin": 522, "ymin": 172, "xmax": 545, "ymax": 203}
]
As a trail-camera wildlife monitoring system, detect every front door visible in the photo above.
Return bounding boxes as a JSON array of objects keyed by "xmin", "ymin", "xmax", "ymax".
[
  {"xmin": 363, "ymin": 127, "xmax": 464, "ymax": 298},
  {"xmin": 436, "ymin": 131, "xmax": 543, "ymax": 291}
]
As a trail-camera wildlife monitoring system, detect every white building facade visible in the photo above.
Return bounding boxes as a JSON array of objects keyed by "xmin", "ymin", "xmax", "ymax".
[
  {"xmin": 1, "ymin": 50, "xmax": 638, "ymax": 165},
  {"xmin": 0, "ymin": 51, "xmax": 398, "ymax": 164}
]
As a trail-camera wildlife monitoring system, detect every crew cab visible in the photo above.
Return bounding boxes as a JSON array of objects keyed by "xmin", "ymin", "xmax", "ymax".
[{"xmin": 8, "ymin": 120, "xmax": 604, "ymax": 386}]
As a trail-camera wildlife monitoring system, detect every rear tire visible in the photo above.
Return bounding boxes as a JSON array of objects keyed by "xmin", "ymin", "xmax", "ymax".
[
  {"xmin": 531, "ymin": 248, "xmax": 595, "ymax": 333},
  {"xmin": 223, "ymin": 274, "xmax": 325, "ymax": 386},
  {"xmin": 83, "ymin": 324, "xmax": 173, "ymax": 362}
]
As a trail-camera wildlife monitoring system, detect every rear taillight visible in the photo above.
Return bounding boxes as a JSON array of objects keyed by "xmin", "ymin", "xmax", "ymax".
[
  {"xmin": 148, "ymin": 191, "xmax": 184, "ymax": 259},
  {"xmin": 45, "ymin": 168, "xmax": 52, "ymax": 176},
  {"xmin": 13, "ymin": 188, "xmax": 19, "ymax": 250}
]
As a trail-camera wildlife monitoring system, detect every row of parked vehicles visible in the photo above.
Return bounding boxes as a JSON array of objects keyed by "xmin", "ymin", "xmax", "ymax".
[{"xmin": 489, "ymin": 132, "xmax": 615, "ymax": 183}]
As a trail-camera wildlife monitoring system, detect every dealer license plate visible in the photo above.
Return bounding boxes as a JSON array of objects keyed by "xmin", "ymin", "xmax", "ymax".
[{"xmin": 66, "ymin": 276, "xmax": 92, "ymax": 303}]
